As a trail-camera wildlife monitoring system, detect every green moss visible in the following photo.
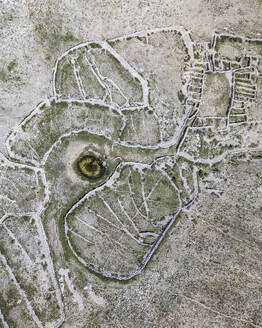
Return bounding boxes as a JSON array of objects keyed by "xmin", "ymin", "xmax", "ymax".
[
  {"xmin": 88, "ymin": 42, "xmax": 101, "ymax": 49},
  {"xmin": 241, "ymin": 56, "xmax": 250, "ymax": 67},
  {"xmin": 198, "ymin": 169, "xmax": 208, "ymax": 179},
  {"xmin": 34, "ymin": 18, "xmax": 79, "ymax": 54},
  {"xmin": 77, "ymin": 155, "xmax": 105, "ymax": 180},
  {"xmin": 221, "ymin": 35, "xmax": 242, "ymax": 44},
  {"xmin": 0, "ymin": 69, "xmax": 7, "ymax": 82},
  {"xmin": 177, "ymin": 90, "xmax": 185, "ymax": 103},
  {"xmin": 222, "ymin": 61, "xmax": 230, "ymax": 70},
  {"xmin": 199, "ymin": 138, "xmax": 210, "ymax": 158},
  {"xmin": 56, "ymin": 207, "xmax": 73, "ymax": 262},
  {"xmin": 54, "ymin": 101, "xmax": 69, "ymax": 109},
  {"xmin": 7, "ymin": 60, "xmax": 17, "ymax": 72},
  {"xmin": 0, "ymin": 244, "xmax": 7, "ymax": 258},
  {"xmin": 0, "ymin": 294, "xmax": 16, "ymax": 328},
  {"xmin": 248, "ymin": 142, "xmax": 259, "ymax": 148},
  {"xmin": 214, "ymin": 38, "xmax": 220, "ymax": 51},
  {"xmin": 189, "ymin": 86, "xmax": 201, "ymax": 93},
  {"xmin": 229, "ymin": 152, "xmax": 248, "ymax": 164},
  {"xmin": 251, "ymin": 151, "xmax": 262, "ymax": 159},
  {"xmin": 215, "ymin": 35, "xmax": 243, "ymax": 53},
  {"xmin": 246, "ymin": 39, "xmax": 262, "ymax": 45},
  {"xmin": 194, "ymin": 53, "xmax": 201, "ymax": 59},
  {"xmin": 136, "ymin": 36, "xmax": 146, "ymax": 42},
  {"xmin": 235, "ymin": 73, "xmax": 250, "ymax": 79}
]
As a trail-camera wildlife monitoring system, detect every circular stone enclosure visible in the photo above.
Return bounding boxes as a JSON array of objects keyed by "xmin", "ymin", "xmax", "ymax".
[{"xmin": 77, "ymin": 155, "xmax": 106, "ymax": 180}]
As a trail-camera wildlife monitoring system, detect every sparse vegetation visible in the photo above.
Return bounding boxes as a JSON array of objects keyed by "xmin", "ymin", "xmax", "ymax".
[{"xmin": 1, "ymin": 22, "xmax": 262, "ymax": 327}]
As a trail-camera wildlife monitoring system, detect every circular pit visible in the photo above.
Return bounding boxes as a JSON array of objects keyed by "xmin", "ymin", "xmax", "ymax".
[{"xmin": 77, "ymin": 155, "xmax": 105, "ymax": 180}]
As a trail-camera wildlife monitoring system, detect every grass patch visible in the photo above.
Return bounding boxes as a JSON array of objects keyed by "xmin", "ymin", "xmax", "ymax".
[
  {"xmin": 0, "ymin": 69, "xmax": 7, "ymax": 82},
  {"xmin": 0, "ymin": 294, "xmax": 16, "ymax": 327},
  {"xmin": 34, "ymin": 17, "xmax": 79, "ymax": 55}
]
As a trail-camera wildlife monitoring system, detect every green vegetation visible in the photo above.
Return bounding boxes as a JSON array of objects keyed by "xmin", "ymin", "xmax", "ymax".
[
  {"xmin": 241, "ymin": 56, "xmax": 250, "ymax": 67},
  {"xmin": 77, "ymin": 155, "xmax": 105, "ymax": 180},
  {"xmin": 0, "ymin": 60, "xmax": 18, "ymax": 82},
  {"xmin": 177, "ymin": 90, "xmax": 185, "ymax": 103},
  {"xmin": 222, "ymin": 61, "xmax": 230, "ymax": 70},
  {"xmin": 215, "ymin": 91, "xmax": 230, "ymax": 107},
  {"xmin": 229, "ymin": 115, "xmax": 245, "ymax": 124},
  {"xmin": 7, "ymin": 60, "xmax": 17, "ymax": 72},
  {"xmin": 0, "ymin": 69, "xmax": 7, "ymax": 82},
  {"xmin": 193, "ymin": 45, "xmax": 201, "ymax": 59},
  {"xmin": 34, "ymin": 17, "xmax": 78, "ymax": 55},
  {"xmin": 215, "ymin": 35, "xmax": 243, "ymax": 51},
  {"xmin": 0, "ymin": 294, "xmax": 16, "ymax": 328},
  {"xmin": 88, "ymin": 42, "xmax": 101, "ymax": 49},
  {"xmin": 231, "ymin": 63, "xmax": 241, "ymax": 69},
  {"xmin": 235, "ymin": 73, "xmax": 250, "ymax": 79},
  {"xmin": 246, "ymin": 39, "xmax": 262, "ymax": 45},
  {"xmin": 135, "ymin": 36, "xmax": 146, "ymax": 42},
  {"xmin": 251, "ymin": 151, "xmax": 262, "ymax": 159},
  {"xmin": 189, "ymin": 87, "xmax": 201, "ymax": 93},
  {"xmin": 0, "ymin": 243, "xmax": 7, "ymax": 257},
  {"xmin": 198, "ymin": 168, "xmax": 208, "ymax": 179}
]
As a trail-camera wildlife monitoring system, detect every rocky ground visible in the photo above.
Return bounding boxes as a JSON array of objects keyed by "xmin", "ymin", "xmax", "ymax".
[{"xmin": 1, "ymin": 1, "xmax": 262, "ymax": 327}]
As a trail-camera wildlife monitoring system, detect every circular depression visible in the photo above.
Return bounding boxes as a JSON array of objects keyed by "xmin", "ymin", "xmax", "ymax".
[{"xmin": 77, "ymin": 155, "xmax": 105, "ymax": 180}]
